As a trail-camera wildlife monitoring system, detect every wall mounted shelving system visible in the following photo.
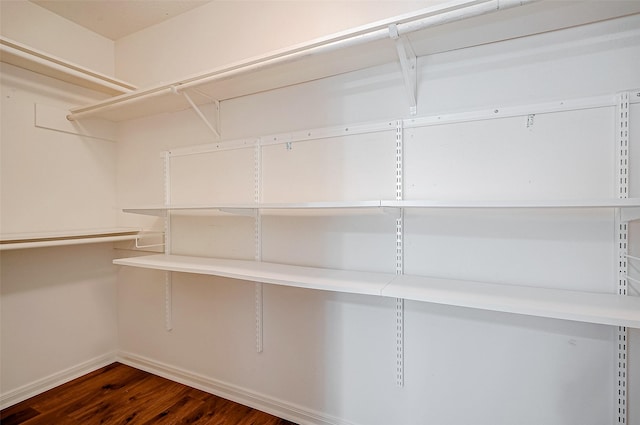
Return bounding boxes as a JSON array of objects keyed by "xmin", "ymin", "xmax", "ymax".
[
  {"xmin": 3, "ymin": 0, "xmax": 640, "ymax": 422},
  {"xmin": 114, "ymin": 86, "xmax": 640, "ymax": 422}
]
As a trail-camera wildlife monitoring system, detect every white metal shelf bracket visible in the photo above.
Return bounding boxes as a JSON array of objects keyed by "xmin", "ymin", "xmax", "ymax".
[
  {"xmin": 172, "ymin": 86, "xmax": 220, "ymax": 139},
  {"xmin": 621, "ymin": 207, "xmax": 640, "ymax": 222},
  {"xmin": 395, "ymin": 119, "xmax": 405, "ymax": 387},
  {"xmin": 615, "ymin": 91, "xmax": 630, "ymax": 425},
  {"xmin": 135, "ymin": 233, "xmax": 165, "ymax": 249},
  {"xmin": 389, "ymin": 24, "xmax": 417, "ymax": 116}
]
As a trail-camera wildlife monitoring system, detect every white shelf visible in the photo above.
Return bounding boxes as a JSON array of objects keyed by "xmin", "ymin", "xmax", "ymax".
[
  {"xmin": 65, "ymin": 1, "xmax": 640, "ymax": 121},
  {"xmin": 385, "ymin": 198, "xmax": 640, "ymax": 209},
  {"xmin": 122, "ymin": 198, "xmax": 640, "ymax": 218},
  {"xmin": 113, "ymin": 254, "xmax": 394, "ymax": 296},
  {"xmin": 0, "ymin": 37, "xmax": 136, "ymax": 96},
  {"xmin": 383, "ymin": 274, "xmax": 640, "ymax": 328},
  {"xmin": 0, "ymin": 228, "xmax": 140, "ymax": 250},
  {"xmin": 113, "ymin": 254, "xmax": 640, "ymax": 328},
  {"xmin": 123, "ymin": 201, "xmax": 385, "ymax": 216}
]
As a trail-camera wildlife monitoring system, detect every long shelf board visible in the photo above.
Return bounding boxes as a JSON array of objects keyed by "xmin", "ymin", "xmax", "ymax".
[
  {"xmin": 122, "ymin": 198, "xmax": 640, "ymax": 217},
  {"xmin": 383, "ymin": 274, "xmax": 640, "ymax": 328},
  {"xmin": 114, "ymin": 254, "xmax": 640, "ymax": 328},
  {"xmin": 66, "ymin": 1, "xmax": 640, "ymax": 122},
  {"xmin": 123, "ymin": 201, "xmax": 385, "ymax": 216},
  {"xmin": 385, "ymin": 199, "xmax": 640, "ymax": 209},
  {"xmin": 0, "ymin": 228, "xmax": 140, "ymax": 250},
  {"xmin": 0, "ymin": 37, "xmax": 136, "ymax": 96},
  {"xmin": 113, "ymin": 254, "xmax": 394, "ymax": 296}
]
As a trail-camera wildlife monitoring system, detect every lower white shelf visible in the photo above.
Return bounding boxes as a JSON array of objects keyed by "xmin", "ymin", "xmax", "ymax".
[
  {"xmin": 385, "ymin": 275, "xmax": 640, "ymax": 328},
  {"xmin": 113, "ymin": 254, "xmax": 640, "ymax": 328},
  {"xmin": 113, "ymin": 254, "xmax": 394, "ymax": 296}
]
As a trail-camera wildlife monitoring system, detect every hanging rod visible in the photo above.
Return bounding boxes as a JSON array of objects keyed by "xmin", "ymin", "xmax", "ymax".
[
  {"xmin": 66, "ymin": 0, "xmax": 538, "ymax": 121},
  {"xmin": 1, "ymin": 36, "xmax": 136, "ymax": 96}
]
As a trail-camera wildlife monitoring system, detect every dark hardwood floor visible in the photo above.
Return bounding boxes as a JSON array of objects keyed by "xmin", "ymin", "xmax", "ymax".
[{"xmin": 1, "ymin": 363, "xmax": 297, "ymax": 425}]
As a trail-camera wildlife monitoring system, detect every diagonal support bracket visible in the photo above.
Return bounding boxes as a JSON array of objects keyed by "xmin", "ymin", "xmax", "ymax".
[
  {"xmin": 172, "ymin": 86, "xmax": 220, "ymax": 139},
  {"xmin": 389, "ymin": 24, "xmax": 417, "ymax": 116}
]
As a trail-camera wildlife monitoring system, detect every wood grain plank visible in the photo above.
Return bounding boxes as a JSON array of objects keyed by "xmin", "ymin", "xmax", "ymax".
[{"xmin": 1, "ymin": 363, "xmax": 297, "ymax": 425}]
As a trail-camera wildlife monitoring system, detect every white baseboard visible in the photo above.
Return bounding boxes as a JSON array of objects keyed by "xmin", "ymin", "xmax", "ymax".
[
  {"xmin": 117, "ymin": 351, "xmax": 358, "ymax": 425},
  {"xmin": 0, "ymin": 351, "xmax": 118, "ymax": 410}
]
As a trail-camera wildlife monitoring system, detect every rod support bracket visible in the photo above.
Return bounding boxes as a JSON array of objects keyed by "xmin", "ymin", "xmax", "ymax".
[
  {"xmin": 175, "ymin": 88, "xmax": 221, "ymax": 139},
  {"xmin": 389, "ymin": 24, "xmax": 418, "ymax": 115}
]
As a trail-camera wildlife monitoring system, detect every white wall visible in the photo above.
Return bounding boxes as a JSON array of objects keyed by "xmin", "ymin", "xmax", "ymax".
[
  {"xmin": 114, "ymin": 0, "xmax": 446, "ymax": 87},
  {"xmin": 115, "ymin": 12, "xmax": 640, "ymax": 425},
  {"xmin": 0, "ymin": 0, "xmax": 115, "ymax": 76},
  {"xmin": 0, "ymin": 4, "xmax": 120, "ymax": 404},
  {"xmin": 0, "ymin": 244, "xmax": 118, "ymax": 406}
]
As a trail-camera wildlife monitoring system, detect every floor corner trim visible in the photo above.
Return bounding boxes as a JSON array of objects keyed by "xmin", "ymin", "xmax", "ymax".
[
  {"xmin": 0, "ymin": 351, "xmax": 118, "ymax": 410},
  {"xmin": 116, "ymin": 351, "xmax": 359, "ymax": 425}
]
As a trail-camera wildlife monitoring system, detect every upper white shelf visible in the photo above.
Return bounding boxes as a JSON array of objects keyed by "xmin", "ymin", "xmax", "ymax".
[
  {"xmin": 65, "ymin": 0, "xmax": 640, "ymax": 122},
  {"xmin": 113, "ymin": 254, "xmax": 640, "ymax": 328},
  {"xmin": 122, "ymin": 198, "xmax": 640, "ymax": 220},
  {"xmin": 0, "ymin": 37, "xmax": 136, "ymax": 96},
  {"xmin": 123, "ymin": 201, "xmax": 385, "ymax": 216},
  {"xmin": 0, "ymin": 228, "xmax": 140, "ymax": 250},
  {"xmin": 387, "ymin": 198, "xmax": 640, "ymax": 209}
]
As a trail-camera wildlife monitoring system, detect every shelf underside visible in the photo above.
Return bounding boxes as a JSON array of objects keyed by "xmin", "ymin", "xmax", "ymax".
[{"xmin": 114, "ymin": 254, "xmax": 640, "ymax": 328}]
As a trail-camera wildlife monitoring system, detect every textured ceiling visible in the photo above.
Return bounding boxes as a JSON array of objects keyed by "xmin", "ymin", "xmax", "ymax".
[{"xmin": 30, "ymin": 0, "xmax": 212, "ymax": 40}]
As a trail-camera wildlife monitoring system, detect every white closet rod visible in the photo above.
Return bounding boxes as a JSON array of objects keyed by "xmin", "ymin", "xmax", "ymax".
[
  {"xmin": 65, "ymin": 0, "xmax": 537, "ymax": 121},
  {"xmin": 176, "ymin": 0, "xmax": 509, "ymax": 92},
  {"xmin": 0, "ymin": 38, "xmax": 135, "ymax": 94}
]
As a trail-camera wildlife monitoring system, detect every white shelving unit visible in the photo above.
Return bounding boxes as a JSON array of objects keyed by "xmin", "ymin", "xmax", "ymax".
[
  {"xmin": 101, "ymin": 2, "xmax": 640, "ymax": 421},
  {"xmin": 118, "ymin": 204, "xmax": 640, "ymax": 326},
  {"xmin": 1, "ymin": 228, "xmax": 140, "ymax": 250},
  {"xmin": 116, "ymin": 196, "xmax": 640, "ymax": 329}
]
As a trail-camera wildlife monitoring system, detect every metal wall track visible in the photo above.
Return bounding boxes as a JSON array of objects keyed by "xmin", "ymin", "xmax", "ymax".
[{"xmin": 615, "ymin": 91, "xmax": 630, "ymax": 424}]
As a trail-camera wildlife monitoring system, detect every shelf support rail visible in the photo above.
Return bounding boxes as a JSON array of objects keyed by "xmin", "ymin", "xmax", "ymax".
[
  {"xmin": 254, "ymin": 142, "xmax": 264, "ymax": 353},
  {"xmin": 389, "ymin": 24, "xmax": 417, "ymax": 116},
  {"xmin": 615, "ymin": 91, "xmax": 630, "ymax": 425},
  {"xmin": 163, "ymin": 151, "xmax": 173, "ymax": 332},
  {"xmin": 395, "ymin": 119, "xmax": 405, "ymax": 387},
  {"xmin": 172, "ymin": 86, "xmax": 220, "ymax": 139}
]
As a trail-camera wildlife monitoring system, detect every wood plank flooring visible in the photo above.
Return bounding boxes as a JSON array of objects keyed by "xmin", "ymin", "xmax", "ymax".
[{"xmin": 1, "ymin": 363, "xmax": 297, "ymax": 425}]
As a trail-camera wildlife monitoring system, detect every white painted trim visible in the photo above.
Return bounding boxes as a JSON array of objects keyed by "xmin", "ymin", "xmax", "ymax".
[
  {"xmin": 117, "ymin": 351, "xmax": 360, "ymax": 425},
  {"xmin": 0, "ymin": 351, "xmax": 117, "ymax": 409}
]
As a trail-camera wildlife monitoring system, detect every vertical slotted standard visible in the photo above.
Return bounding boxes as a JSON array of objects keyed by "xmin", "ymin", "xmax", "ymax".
[
  {"xmin": 615, "ymin": 91, "xmax": 629, "ymax": 424},
  {"xmin": 163, "ymin": 151, "xmax": 173, "ymax": 332},
  {"xmin": 395, "ymin": 120, "xmax": 405, "ymax": 387},
  {"xmin": 254, "ymin": 142, "xmax": 264, "ymax": 353}
]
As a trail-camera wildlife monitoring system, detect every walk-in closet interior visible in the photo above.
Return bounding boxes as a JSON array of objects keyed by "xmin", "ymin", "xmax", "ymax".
[{"xmin": 1, "ymin": 0, "xmax": 640, "ymax": 424}]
